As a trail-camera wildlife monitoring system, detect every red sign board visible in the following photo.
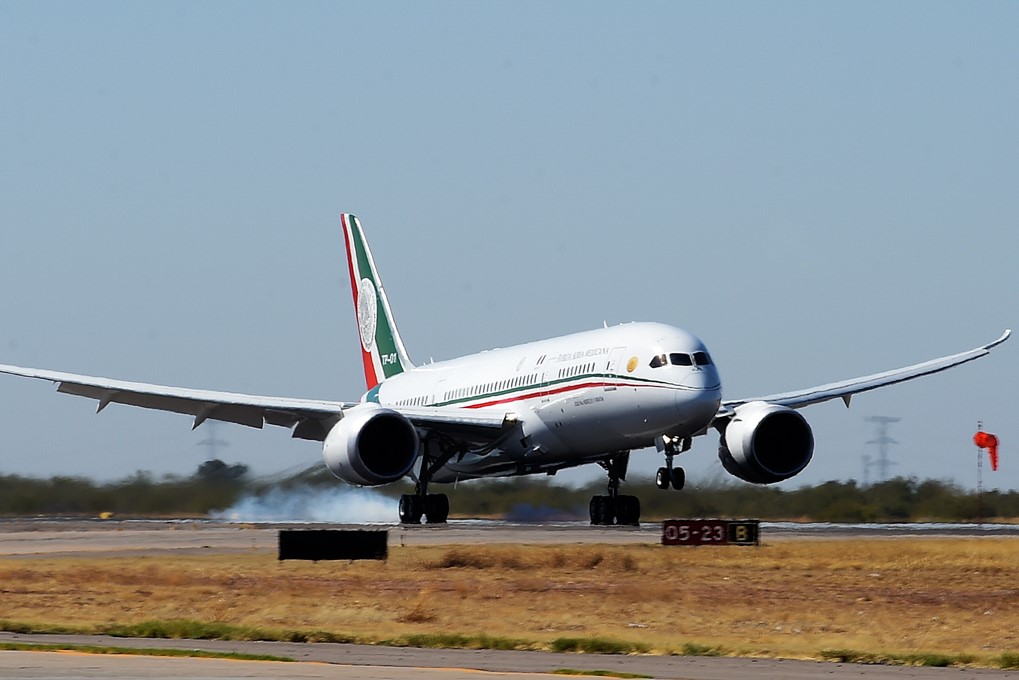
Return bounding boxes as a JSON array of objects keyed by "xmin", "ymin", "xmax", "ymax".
[{"xmin": 661, "ymin": 519, "xmax": 759, "ymax": 546}]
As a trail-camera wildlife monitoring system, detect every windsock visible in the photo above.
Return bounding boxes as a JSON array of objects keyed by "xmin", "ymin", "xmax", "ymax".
[{"xmin": 974, "ymin": 431, "xmax": 1000, "ymax": 472}]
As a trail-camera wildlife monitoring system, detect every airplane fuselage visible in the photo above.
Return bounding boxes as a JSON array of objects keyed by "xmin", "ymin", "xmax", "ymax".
[{"xmin": 363, "ymin": 322, "xmax": 723, "ymax": 482}]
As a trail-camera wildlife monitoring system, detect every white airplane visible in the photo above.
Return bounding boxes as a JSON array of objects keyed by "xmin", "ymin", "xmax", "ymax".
[{"xmin": 0, "ymin": 215, "xmax": 1011, "ymax": 525}]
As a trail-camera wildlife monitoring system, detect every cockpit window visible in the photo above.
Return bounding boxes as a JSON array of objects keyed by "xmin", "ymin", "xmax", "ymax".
[{"xmin": 653, "ymin": 351, "xmax": 712, "ymax": 368}]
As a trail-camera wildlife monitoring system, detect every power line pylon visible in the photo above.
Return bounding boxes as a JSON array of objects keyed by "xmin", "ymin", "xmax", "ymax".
[
  {"xmin": 864, "ymin": 415, "xmax": 900, "ymax": 483},
  {"xmin": 196, "ymin": 421, "xmax": 230, "ymax": 461}
]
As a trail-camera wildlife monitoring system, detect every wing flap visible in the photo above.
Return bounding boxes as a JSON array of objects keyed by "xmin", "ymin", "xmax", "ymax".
[
  {"xmin": 57, "ymin": 383, "xmax": 260, "ymax": 423},
  {"xmin": 1, "ymin": 363, "xmax": 349, "ymax": 439},
  {"xmin": 396, "ymin": 406, "xmax": 516, "ymax": 447}
]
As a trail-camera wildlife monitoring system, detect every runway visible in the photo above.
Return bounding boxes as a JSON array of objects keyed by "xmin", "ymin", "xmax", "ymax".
[
  {"xmin": 2, "ymin": 519, "xmax": 1017, "ymax": 678},
  {"xmin": 1, "ymin": 518, "xmax": 1016, "ymax": 557},
  {"xmin": 2, "ymin": 633, "xmax": 1017, "ymax": 680},
  {"xmin": 0, "ymin": 648, "xmax": 569, "ymax": 680}
]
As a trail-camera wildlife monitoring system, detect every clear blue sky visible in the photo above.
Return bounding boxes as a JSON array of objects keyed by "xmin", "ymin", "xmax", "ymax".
[{"xmin": 1, "ymin": 2, "xmax": 1015, "ymax": 491}]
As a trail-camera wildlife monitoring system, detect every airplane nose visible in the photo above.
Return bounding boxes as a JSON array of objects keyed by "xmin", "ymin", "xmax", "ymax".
[
  {"xmin": 676, "ymin": 370, "xmax": 722, "ymax": 427},
  {"xmin": 680, "ymin": 368, "xmax": 721, "ymax": 391}
]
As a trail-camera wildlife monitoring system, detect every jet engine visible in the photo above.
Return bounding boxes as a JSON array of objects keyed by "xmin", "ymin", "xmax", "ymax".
[
  {"xmin": 322, "ymin": 404, "xmax": 420, "ymax": 486},
  {"xmin": 717, "ymin": 401, "xmax": 813, "ymax": 484}
]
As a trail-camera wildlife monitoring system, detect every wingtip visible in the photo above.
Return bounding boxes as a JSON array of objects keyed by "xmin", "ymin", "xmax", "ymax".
[{"xmin": 988, "ymin": 329, "xmax": 1012, "ymax": 350}]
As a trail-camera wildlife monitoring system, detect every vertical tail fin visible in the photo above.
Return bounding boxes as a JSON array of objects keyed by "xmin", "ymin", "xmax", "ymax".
[{"xmin": 341, "ymin": 214, "xmax": 414, "ymax": 390}]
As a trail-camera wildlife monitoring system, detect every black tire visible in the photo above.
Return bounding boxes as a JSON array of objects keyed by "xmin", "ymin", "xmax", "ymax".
[
  {"xmin": 424, "ymin": 494, "xmax": 449, "ymax": 524},
  {"xmin": 614, "ymin": 495, "xmax": 628, "ymax": 524},
  {"xmin": 670, "ymin": 467, "xmax": 686, "ymax": 491},
  {"xmin": 399, "ymin": 494, "xmax": 423, "ymax": 524},
  {"xmin": 590, "ymin": 495, "xmax": 616, "ymax": 526},
  {"xmin": 656, "ymin": 467, "xmax": 671, "ymax": 490},
  {"xmin": 615, "ymin": 495, "xmax": 627, "ymax": 524},
  {"xmin": 589, "ymin": 496, "xmax": 603, "ymax": 525},
  {"xmin": 616, "ymin": 495, "xmax": 641, "ymax": 526}
]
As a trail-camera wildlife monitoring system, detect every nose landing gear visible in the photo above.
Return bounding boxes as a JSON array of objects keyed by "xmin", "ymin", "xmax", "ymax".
[
  {"xmin": 656, "ymin": 435, "xmax": 691, "ymax": 491},
  {"xmin": 655, "ymin": 465, "xmax": 685, "ymax": 490}
]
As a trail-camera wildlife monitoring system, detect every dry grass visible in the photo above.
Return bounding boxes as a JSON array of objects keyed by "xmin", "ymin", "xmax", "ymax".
[{"xmin": 1, "ymin": 539, "xmax": 1018, "ymax": 664}]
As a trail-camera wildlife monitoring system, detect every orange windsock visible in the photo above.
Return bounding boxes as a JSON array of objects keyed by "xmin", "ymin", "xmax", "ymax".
[{"xmin": 974, "ymin": 431, "xmax": 1000, "ymax": 472}]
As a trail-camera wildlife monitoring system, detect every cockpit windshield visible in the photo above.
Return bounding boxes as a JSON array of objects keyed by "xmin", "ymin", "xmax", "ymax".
[
  {"xmin": 669, "ymin": 353, "xmax": 692, "ymax": 366},
  {"xmin": 650, "ymin": 351, "xmax": 713, "ymax": 368}
]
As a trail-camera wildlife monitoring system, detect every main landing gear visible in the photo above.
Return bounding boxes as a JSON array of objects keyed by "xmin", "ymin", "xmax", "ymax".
[
  {"xmin": 590, "ymin": 453, "xmax": 641, "ymax": 526},
  {"xmin": 398, "ymin": 489, "xmax": 448, "ymax": 524},
  {"xmin": 655, "ymin": 435, "xmax": 690, "ymax": 491},
  {"xmin": 399, "ymin": 439, "xmax": 456, "ymax": 524}
]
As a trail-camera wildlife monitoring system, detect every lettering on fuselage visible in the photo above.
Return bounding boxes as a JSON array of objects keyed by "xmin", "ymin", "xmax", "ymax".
[
  {"xmin": 551, "ymin": 347, "xmax": 611, "ymax": 364},
  {"xmin": 573, "ymin": 395, "xmax": 605, "ymax": 407}
]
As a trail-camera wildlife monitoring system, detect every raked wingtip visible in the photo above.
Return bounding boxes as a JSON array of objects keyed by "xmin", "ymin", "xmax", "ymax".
[{"xmin": 988, "ymin": 329, "xmax": 1012, "ymax": 349}]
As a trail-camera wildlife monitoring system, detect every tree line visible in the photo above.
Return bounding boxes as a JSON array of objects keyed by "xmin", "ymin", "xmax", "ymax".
[{"xmin": 0, "ymin": 461, "xmax": 1016, "ymax": 522}]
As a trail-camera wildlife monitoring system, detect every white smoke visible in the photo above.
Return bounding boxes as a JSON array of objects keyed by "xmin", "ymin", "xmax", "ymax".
[{"xmin": 213, "ymin": 485, "xmax": 396, "ymax": 523}]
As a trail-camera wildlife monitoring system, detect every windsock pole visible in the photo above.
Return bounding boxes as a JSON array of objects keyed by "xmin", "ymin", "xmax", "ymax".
[
  {"xmin": 973, "ymin": 424, "xmax": 1002, "ymax": 526},
  {"xmin": 976, "ymin": 422, "xmax": 984, "ymax": 526}
]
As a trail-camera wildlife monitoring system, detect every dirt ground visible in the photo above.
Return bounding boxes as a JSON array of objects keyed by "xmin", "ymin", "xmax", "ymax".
[{"xmin": 1, "ymin": 538, "xmax": 1017, "ymax": 662}]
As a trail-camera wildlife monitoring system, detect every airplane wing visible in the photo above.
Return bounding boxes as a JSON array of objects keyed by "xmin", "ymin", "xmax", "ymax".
[
  {"xmin": 0, "ymin": 363, "xmax": 353, "ymax": 440},
  {"xmin": 0, "ymin": 363, "xmax": 511, "ymax": 444},
  {"xmin": 715, "ymin": 329, "xmax": 1011, "ymax": 419}
]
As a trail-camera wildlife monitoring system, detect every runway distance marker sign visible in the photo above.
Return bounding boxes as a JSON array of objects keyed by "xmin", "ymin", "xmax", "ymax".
[
  {"xmin": 661, "ymin": 519, "xmax": 759, "ymax": 546},
  {"xmin": 279, "ymin": 529, "xmax": 388, "ymax": 561}
]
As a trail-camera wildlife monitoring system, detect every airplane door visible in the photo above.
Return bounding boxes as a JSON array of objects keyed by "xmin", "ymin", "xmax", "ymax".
[
  {"xmin": 432, "ymin": 378, "xmax": 447, "ymax": 406},
  {"xmin": 540, "ymin": 368, "xmax": 552, "ymax": 403},
  {"xmin": 604, "ymin": 346, "xmax": 627, "ymax": 391}
]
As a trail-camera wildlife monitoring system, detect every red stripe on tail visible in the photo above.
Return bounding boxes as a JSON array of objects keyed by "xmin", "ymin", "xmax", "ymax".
[{"xmin": 341, "ymin": 214, "xmax": 379, "ymax": 390}]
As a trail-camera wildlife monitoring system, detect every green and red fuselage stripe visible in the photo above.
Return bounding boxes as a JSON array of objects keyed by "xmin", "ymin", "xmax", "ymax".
[{"xmin": 424, "ymin": 373, "xmax": 683, "ymax": 410}]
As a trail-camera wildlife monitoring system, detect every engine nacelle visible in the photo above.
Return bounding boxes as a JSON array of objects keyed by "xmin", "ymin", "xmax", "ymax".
[
  {"xmin": 322, "ymin": 404, "xmax": 419, "ymax": 486},
  {"xmin": 718, "ymin": 401, "xmax": 814, "ymax": 484}
]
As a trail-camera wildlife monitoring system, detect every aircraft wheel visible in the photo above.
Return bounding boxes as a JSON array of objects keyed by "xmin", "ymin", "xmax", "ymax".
[
  {"xmin": 616, "ymin": 495, "xmax": 640, "ymax": 525},
  {"xmin": 399, "ymin": 494, "xmax": 423, "ymax": 524},
  {"xmin": 589, "ymin": 495, "xmax": 616, "ymax": 526},
  {"xmin": 670, "ymin": 467, "xmax": 686, "ymax": 491},
  {"xmin": 424, "ymin": 494, "xmax": 449, "ymax": 524},
  {"xmin": 655, "ymin": 467, "xmax": 671, "ymax": 490},
  {"xmin": 614, "ymin": 495, "xmax": 629, "ymax": 524}
]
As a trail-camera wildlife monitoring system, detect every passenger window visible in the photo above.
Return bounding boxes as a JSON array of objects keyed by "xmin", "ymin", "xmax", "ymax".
[
  {"xmin": 693, "ymin": 351, "xmax": 711, "ymax": 366},
  {"xmin": 649, "ymin": 354, "xmax": 667, "ymax": 369},
  {"xmin": 670, "ymin": 353, "xmax": 693, "ymax": 366}
]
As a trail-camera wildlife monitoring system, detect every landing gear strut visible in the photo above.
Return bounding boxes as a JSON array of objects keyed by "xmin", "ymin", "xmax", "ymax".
[
  {"xmin": 399, "ymin": 438, "xmax": 456, "ymax": 524},
  {"xmin": 590, "ymin": 453, "xmax": 640, "ymax": 526},
  {"xmin": 655, "ymin": 435, "xmax": 690, "ymax": 491}
]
